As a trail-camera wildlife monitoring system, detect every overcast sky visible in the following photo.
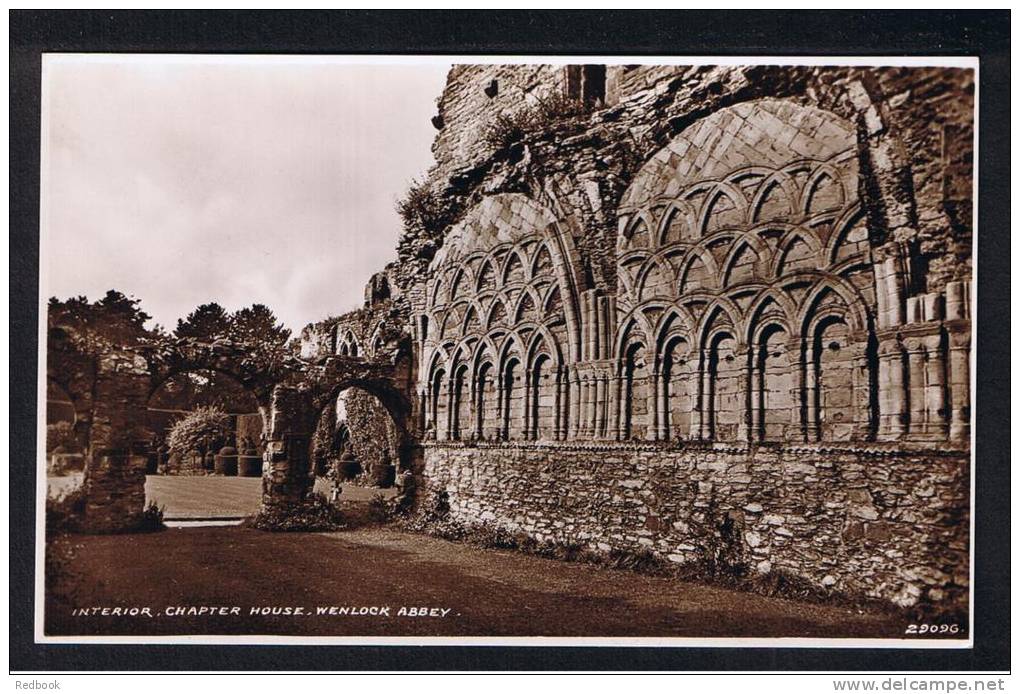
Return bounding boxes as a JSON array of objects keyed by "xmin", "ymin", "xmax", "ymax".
[{"xmin": 44, "ymin": 57, "xmax": 451, "ymax": 333}]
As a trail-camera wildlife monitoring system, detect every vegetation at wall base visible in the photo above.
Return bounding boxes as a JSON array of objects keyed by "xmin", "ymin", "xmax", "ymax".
[{"xmin": 245, "ymin": 493, "xmax": 345, "ymax": 532}]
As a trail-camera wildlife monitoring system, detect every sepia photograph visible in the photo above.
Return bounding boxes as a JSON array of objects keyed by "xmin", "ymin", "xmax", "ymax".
[{"xmin": 33, "ymin": 52, "xmax": 981, "ymax": 647}]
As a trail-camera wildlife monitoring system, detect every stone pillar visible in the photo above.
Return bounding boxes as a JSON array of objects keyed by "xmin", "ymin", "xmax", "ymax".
[
  {"xmin": 569, "ymin": 373, "xmax": 580, "ymax": 440},
  {"xmin": 876, "ymin": 334, "xmax": 907, "ymax": 441},
  {"xmin": 922, "ymin": 333, "xmax": 948, "ymax": 438},
  {"xmin": 947, "ymin": 326, "xmax": 971, "ymax": 443},
  {"xmin": 523, "ymin": 369, "xmax": 532, "ymax": 440},
  {"xmin": 904, "ymin": 337, "xmax": 926, "ymax": 437},
  {"xmin": 584, "ymin": 376, "xmax": 596, "ymax": 439},
  {"xmin": 749, "ymin": 350, "xmax": 761, "ymax": 442},
  {"xmin": 608, "ymin": 370, "xmax": 622, "ymax": 441},
  {"xmin": 590, "ymin": 373, "xmax": 602, "ymax": 438},
  {"xmin": 690, "ymin": 349, "xmax": 706, "ymax": 439},
  {"xmin": 945, "ymin": 281, "xmax": 972, "ymax": 444},
  {"xmin": 658, "ymin": 368, "xmax": 670, "ymax": 442},
  {"xmin": 444, "ymin": 376, "xmax": 455, "ymax": 441},
  {"xmin": 799, "ymin": 342, "xmax": 818, "ymax": 442},
  {"xmin": 82, "ymin": 350, "xmax": 150, "ymax": 533},
  {"xmin": 260, "ymin": 385, "xmax": 316, "ymax": 515}
]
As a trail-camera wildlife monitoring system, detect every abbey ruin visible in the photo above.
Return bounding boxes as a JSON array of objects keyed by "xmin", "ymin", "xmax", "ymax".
[{"xmin": 51, "ymin": 64, "xmax": 973, "ymax": 609}]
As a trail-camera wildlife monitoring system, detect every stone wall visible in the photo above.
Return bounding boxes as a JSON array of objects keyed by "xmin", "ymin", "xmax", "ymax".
[{"xmin": 424, "ymin": 441, "xmax": 968, "ymax": 607}]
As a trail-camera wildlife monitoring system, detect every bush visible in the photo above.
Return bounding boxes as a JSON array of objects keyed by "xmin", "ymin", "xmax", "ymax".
[
  {"xmin": 45, "ymin": 535, "xmax": 85, "ymax": 607},
  {"xmin": 482, "ymin": 93, "xmax": 589, "ymax": 151},
  {"xmin": 135, "ymin": 501, "xmax": 166, "ymax": 533},
  {"xmin": 46, "ymin": 421, "xmax": 78, "ymax": 454},
  {"xmin": 46, "ymin": 485, "xmax": 86, "ymax": 533},
  {"xmin": 245, "ymin": 493, "xmax": 345, "ymax": 532},
  {"xmin": 395, "ymin": 177, "xmax": 464, "ymax": 247},
  {"xmin": 166, "ymin": 406, "xmax": 231, "ymax": 461}
]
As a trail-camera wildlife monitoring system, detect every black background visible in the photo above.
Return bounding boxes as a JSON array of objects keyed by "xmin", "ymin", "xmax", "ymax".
[{"xmin": 10, "ymin": 10, "xmax": 1010, "ymax": 672}]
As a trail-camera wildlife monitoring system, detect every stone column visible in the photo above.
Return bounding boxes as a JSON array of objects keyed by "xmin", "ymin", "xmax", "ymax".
[
  {"xmin": 848, "ymin": 339, "xmax": 872, "ymax": 441},
  {"xmin": 749, "ymin": 349, "xmax": 761, "ymax": 443},
  {"xmin": 448, "ymin": 376, "xmax": 459, "ymax": 441},
  {"xmin": 584, "ymin": 376, "xmax": 596, "ymax": 439},
  {"xmin": 523, "ymin": 369, "xmax": 533, "ymax": 440},
  {"xmin": 921, "ymin": 333, "xmax": 948, "ymax": 439},
  {"xmin": 876, "ymin": 334, "xmax": 907, "ymax": 441},
  {"xmin": 690, "ymin": 349, "xmax": 706, "ymax": 439},
  {"xmin": 569, "ymin": 373, "xmax": 580, "ymax": 440},
  {"xmin": 608, "ymin": 369, "xmax": 622, "ymax": 441},
  {"xmin": 802, "ymin": 343, "xmax": 819, "ymax": 442},
  {"xmin": 658, "ymin": 368, "xmax": 671, "ymax": 442},
  {"xmin": 82, "ymin": 351, "xmax": 150, "ymax": 533},
  {"xmin": 655, "ymin": 367, "xmax": 668, "ymax": 441},
  {"xmin": 946, "ymin": 326, "xmax": 971, "ymax": 443},
  {"xmin": 591, "ymin": 372, "xmax": 602, "ymax": 438},
  {"xmin": 734, "ymin": 347, "xmax": 749, "ymax": 443},
  {"xmin": 945, "ymin": 281, "xmax": 972, "ymax": 444},
  {"xmin": 261, "ymin": 385, "xmax": 316, "ymax": 515},
  {"xmin": 904, "ymin": 337, "xmax": 926, "ymax": 437}
]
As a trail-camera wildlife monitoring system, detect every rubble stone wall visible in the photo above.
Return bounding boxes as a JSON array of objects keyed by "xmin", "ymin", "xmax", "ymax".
[{"xmin": 425, "ymin": 441, "xmax": 969, "ymax": 607}]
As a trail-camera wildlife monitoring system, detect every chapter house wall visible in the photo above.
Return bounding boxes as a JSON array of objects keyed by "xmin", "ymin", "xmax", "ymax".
[{"xmin": 424, "ymin": 442, "xmax": 969, "ymax": 607}]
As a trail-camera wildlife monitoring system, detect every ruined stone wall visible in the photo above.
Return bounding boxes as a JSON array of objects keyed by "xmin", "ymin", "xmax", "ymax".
[
  {"xmin": 424, "ymin": 442, "xmax": 968, "ymax": 607},
  {"xmin": 391, "ymin": 64, "xmax": 976, "ymax": 606}
]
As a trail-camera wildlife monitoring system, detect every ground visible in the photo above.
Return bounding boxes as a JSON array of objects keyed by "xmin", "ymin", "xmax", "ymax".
[
  {"xmin": 46, "ymin": 522, "xmax": 912, "ymax": 639},
  {"xmin": 48, "ymin": 474, "xmax": 394, "ymax": 520},
  {"xmin": 46, "ymin": 475, "xmax": 921, "ymax": 639}
]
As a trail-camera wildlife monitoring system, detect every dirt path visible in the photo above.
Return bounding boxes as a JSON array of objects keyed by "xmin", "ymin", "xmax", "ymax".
[{"xmin": 46, "ymin": 525, "xmax": 905, "ymax": 639}]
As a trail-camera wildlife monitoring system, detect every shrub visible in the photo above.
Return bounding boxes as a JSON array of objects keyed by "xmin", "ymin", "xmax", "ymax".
[
  {"xmin": 166, "ymin": 406, "xmax": 231, "ymax": 461},
  {"xmin": 395, "ymin": 177, "xmax": 462, "ymax": 242},
  {"xmin": 45, "ymin": 535, "xmax": 85, "ymax": 607},
  {"xmin": 135, "ymin": 501, "xmax": 166, "ymax": 533},
  {"xmin": 46, "ymin": 485, "xmax": 85, "ymax": 533},
  {"xmin": 482, "ymin": 93, "xmax": 589, "ymax": 151},
  {"xmin": 46, "ymin": 421, "xmax": 79, "ymax": 453},
  {"xmin": 245, "ymin": 493, "xmax": 345, "ymax": 532}
]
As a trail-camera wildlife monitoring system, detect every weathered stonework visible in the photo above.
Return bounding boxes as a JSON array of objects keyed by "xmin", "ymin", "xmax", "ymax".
[
  {"xmin": 401, "ymin": 64, "xmax": 973, "ymax": 607},
  {"xmin": 424, "ymin": 442, "xmax": 968, "ymax": 606}
]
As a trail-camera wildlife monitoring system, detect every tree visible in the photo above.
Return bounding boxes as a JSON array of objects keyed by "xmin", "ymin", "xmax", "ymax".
[
  {"xmin": 48, "ymin": 290, "xmax": 155, "ymax": 351},
  {"xmin": 230, "ymin": 304, "xmax": 291, "ymax": 346},
  {"xmin": 165, "ymin": 406, "xmax": 232, "ymax": 459},
  {"xmin": 174, "ymin": 303, "xmax": 231, "ymax": 341}
]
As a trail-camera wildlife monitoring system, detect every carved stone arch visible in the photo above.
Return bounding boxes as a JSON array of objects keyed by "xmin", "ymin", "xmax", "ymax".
[
  {"xmin": 636, "ymin": 255, "xmax": 677, "ymax": 302},
  {"xmin": 797, "ymin": 278, "xmax": 870, "ymax": 337},
  {"xmin": 653, "ymin": 305, "xmax": 697, "ymax": 354},
  {"xmin": 530, "ymin": 241, "xmax": 555, "ymax": 278},
  {"xmin": 677, "ymin": 247, "xmax": 720, "ymax": 294},
  {"xmin": 657, "ymin": 199, "xmax": 698, "ymax": 247},
  {"xmin": 523, "ymin": 322, "xmax": 564, "ymax": 368},
  {"xmin": 698, "ymin": 181, "xmax": 749, "ymax": 236},
  {"xmin": 696, "ymin": 298, "xmax": 742, "ymax": 351},
  {"xmin": 720, "ymin": 231, "xmax": 771, "ymax": 287},
  {"xmin": 461, "ymin": 302, "xmax": 484, "ymax": 337},
  {"xmin": 485, "ymin": 296, "xmax": 509, "ymax": 330},
  {"xmin": 772, "ymin": 228, "xmax": 825, "ymax": 279},
  {"xmin": 742, "ymin": 289, "xmax": 800, "ymax": 345},
  {"xmin": 824, "ymin": 203, "xmax": 870, "ymax": 267},
  {"xmin": 749, "ymin": 169, "xmax": 800, "ymax": 224},
  {"xmin": 802, "ymin": 162, "xmax": 848, "ymax": 216},
  {"xmin": 614, "ymin": 309, "xmax": 656, "ymax": 362},
  {"xmin": 476, "ymin": 256, "xmax": 498, "ymax": 293},
  {"xmin": 336, "ymin": 328, "xmax": 361, "ymax": 358},
  {"xmin": 501, "ymin": 249, "xmax": 527, "ymax": 287},
  {"xmin": 512, "ymin": 288, "xmax": 540, "ymax": 324},
  {"xmin": 618, "ymin": 209, "xmax": 657, "ymax": 252}
]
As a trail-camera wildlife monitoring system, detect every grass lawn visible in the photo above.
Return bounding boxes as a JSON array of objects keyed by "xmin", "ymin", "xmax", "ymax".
[
  {"xmin": 47, "ymin": 475, "xmax": 395, "ymax": 519},
  {"xmin": 45, "ymin": 524, "xmax": 909, "ymax": 639}
]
